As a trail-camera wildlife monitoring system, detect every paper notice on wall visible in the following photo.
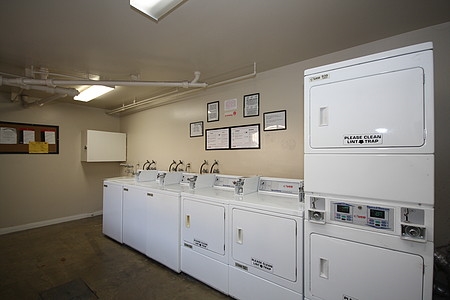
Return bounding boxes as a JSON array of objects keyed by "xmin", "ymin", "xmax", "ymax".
[
  {"xmin": 44, "ymin": 130, "xmax": 56, "ymax": 144},
  {"xmin": 0, "ymin": 127, "xmax": 17, "ymax": 144},
  {"xmin": 23, "ymin": 130, "xmax": 35, "ymax": 144},
  {"xmin": 29, "ymin": 141, "xmax": 49, "ymax": 153}
]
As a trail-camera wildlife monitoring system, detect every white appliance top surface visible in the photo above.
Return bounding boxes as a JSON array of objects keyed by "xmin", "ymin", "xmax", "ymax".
[
  {"xmin": 304, "ymin": 42, "xmax": 432, "ymax": 75},
  {"xmin": 230, "ymin": 191, "xmax": 304, "ymax": 217},
  {"xmin": 181, "ymin": 187, "xmax": 239, "ymax": 204}
]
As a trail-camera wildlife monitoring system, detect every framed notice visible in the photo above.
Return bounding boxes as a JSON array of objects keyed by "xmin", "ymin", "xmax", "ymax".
[
  {"xmin": 205, "ymin": 127, "xmax": 230, "ymax": 150},
  {"xmin": 190, "ymin": 121, "xmax": 203, "ymax": 137},
  {"xmin": 264, "ymin": 110, "xmax": 287, "ymax": 131},
  {"xmin": 230, "ymin": 124, "xmax": 260, "ymax": 149},
  {"xmin": 243, "ymin": 93, "xmax": 259, "ymax": 117},
  {"xmin": 207, "ymin": 101, "xmax": 219, "ymax": 122}
]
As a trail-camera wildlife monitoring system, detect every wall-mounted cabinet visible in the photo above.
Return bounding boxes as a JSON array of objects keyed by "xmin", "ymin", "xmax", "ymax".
[{"xmin": 82, "ymin": 130, "xmax": 126, "ymax": 162}]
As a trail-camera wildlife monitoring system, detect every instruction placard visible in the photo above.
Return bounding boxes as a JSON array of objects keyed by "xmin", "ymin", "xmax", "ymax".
[{"xmin": 343, "ymin": 134, "xmax": 383, "ymax": 145}]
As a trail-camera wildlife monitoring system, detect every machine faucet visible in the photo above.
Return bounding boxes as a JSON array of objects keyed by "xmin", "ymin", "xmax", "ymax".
[
  {"xmin": 148, "ymin": 160, "xmax": 156, "ymax": 170},
  {"xmin": 200, "ymin": 160, "xmax": 208, "ymax": 174},
  {"xmin": 175, "ymin": 160, "xmax": 184, "ymax": 172},
  {"xmin": 210, "ymin": 160, "xmax": 219, "ymax": 173},
  {"xmin": 168, "ymin": 160, "xmax": 176, "ymax": 172}
]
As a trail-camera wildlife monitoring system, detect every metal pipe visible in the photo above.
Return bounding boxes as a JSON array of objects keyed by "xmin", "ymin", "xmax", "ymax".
[
  {"xmin": 106, "ymin": 63, "xmax": 257, "ymax": 115},
  {"xmin": 1, "ymin": 74, "xmax": 207, "ymax": 89}
]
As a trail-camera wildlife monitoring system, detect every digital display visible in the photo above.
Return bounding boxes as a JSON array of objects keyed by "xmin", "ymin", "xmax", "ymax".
[
  {"xmin": 370, "ymin": 209, "xmax": 385, "ymax": 219},
  {"xmin": 336, "ymin": 204, "xmax": 350, "ymax": 214}
]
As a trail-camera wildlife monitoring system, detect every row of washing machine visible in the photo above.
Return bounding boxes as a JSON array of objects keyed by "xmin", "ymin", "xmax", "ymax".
[{"xmin": 103, "ymin": 172, "xmax": 305, "ymax": 300}]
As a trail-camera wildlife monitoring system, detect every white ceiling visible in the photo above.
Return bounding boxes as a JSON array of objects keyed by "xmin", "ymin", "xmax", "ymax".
[{"xmin": 1, "ymin": 0, "xmax": 449, "ymax": 111}]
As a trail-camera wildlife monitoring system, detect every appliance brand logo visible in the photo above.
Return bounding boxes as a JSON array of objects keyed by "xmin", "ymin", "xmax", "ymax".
[{"xmin": 309, "ymin": 73, "xmax": 329, "ymax": 82}]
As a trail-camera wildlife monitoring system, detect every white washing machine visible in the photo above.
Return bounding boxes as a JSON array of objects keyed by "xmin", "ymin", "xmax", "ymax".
[
  {"xmin": 122, "ymin": 171, "xmax": 182, "ymax": 255},
  {"xmin": 228, "ymin": 177, "xmax": 304, "ymax": 300},
  {"xmin": 180, "ymin": 175, "xmax": 259, "ymax": 294},
  {"xmin": 103, "ymin": 176, "xmax": 140, "ymax": 243},
  {"xmin": 135, "ymin": 172, "xmax": 215, "ymax": 273},
  {"xmin": 303, "ymin": 42, "xmax": 435, "ymax": 300}
]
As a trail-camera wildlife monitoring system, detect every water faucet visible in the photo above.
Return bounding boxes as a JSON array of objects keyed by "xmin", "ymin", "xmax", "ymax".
[
  {"xmin": 210, "ymin": 160, "xmax": 219, "ymax": 174},
  {"xmin": 175, "ymin": 160, "xmax": 184, "ymax": 172},
  {"xmin": 148, "ymin": 160, "xmax": 156, "ymax": 170},
  {"xmin": 168, "ymin": 160, "xmax": 176, "ymax": 172},
  {"xmin": 187, "ymin": 175, "xmax": 198, "ymax": 189},
  {"xmin": 200, "ymin": 160, "xmax": 208, "ymax": 174}
]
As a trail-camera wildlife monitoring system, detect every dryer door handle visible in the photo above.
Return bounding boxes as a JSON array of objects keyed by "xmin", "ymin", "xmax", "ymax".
[
  {"xmin": 236, "ymin": 227, "xmax": 243, "ymax": 244},
  {"xmin": 320, "ymin": 257, "xmax": 329, "ymax": 279},
  {"xmin": 185, "ymin": 214, "xmax": 190, "ymax": 228}
]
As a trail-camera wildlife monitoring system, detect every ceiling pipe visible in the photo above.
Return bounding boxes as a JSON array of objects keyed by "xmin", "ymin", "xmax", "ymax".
[
  {"xmin": 1, "ymin": 76, "xmax": 79, "ymax": 97},
  {"xmin": 106, "ymin": 63, "xmax": 257, "ymax": 115},
  {"xmin": 1, "ymin": 72, "xmax": 207, "ymax": 89}
]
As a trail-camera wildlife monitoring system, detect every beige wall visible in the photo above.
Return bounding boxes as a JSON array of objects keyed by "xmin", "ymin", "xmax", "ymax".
[
  {"xmin": 121, "ymin": 22, "xmax": 450, "ymax": 246},
  {"xmin": 0, "ymin": 102, "xmax": 121, "ymax": 231}
]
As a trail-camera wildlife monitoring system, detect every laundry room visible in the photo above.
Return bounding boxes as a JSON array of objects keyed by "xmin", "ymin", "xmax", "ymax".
[{"xmin": 0, "ymin": 1, "xmax": 449, "ymax": 299}]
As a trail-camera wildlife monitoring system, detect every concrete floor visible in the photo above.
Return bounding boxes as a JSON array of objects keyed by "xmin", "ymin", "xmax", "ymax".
[{"xmin": 0, "ymin": 216, "xmax": 231, "ymax": 299}]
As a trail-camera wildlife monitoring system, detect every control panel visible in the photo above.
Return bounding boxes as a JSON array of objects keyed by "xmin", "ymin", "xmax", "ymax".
[
  {"xmin": 330, "ymin": 201, "xmax": 394, "ymax": 231},
  {"xmin": 214, "ymin": 175, "xmax": 242, "ymax": 188},
  {"xmin": 258, "ymin": 178, "xmax": 302, "ymax": 195}
]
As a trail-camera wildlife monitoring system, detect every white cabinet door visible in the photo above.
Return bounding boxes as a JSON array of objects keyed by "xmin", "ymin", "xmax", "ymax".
[
  {"xmin": 102, "ymin": 181, "xmax": 123, "ymax": 243},
  {"xmin": 146, "ymin": 191, "xmax": 180, "ymax": 272},
  {"xmin": 309, "ymin": 233, "xmax": 423, "ymax": 300},
  {"xmin": 182, "ymin": 198, "xmax": 225, "ymax": 255},
  {"xmin": 82, "ymin": 130, "xmax": 126, "ymax": 162},
  {"xmin": 231, "ymin": 208, "xmax": 298, "ymax": 281},
  {"xmin": 122, "ymin": 186, "xmax": 147, "ymax": 254}
]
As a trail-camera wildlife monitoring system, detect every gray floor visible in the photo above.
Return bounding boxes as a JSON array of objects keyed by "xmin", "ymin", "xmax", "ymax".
[{"xmin": 0, "ymin": 216, "xmax": 231, "ymax": 299}]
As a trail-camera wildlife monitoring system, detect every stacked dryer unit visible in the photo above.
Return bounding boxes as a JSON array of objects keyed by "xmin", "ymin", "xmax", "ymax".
[{"xmin": 303, "ymin": 42, "xmax": 435, "ymax": 300}]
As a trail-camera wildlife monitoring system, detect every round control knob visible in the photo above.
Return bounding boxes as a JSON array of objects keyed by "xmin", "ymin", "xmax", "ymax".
[
  {"xmin": 406, "ymin": 226, "xmax": 421, "ymax": 238},
  {"xmin": 312, "ymin": 211, "xmax": 322, "ymax": 221}
]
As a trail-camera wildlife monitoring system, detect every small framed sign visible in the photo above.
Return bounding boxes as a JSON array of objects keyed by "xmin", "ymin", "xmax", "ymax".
[
  {"xmin": 243, "ymin": 93, "xmax": 259, "ymax": 117},
  {"xmin": 263, "ymin": 110, "xmax": 287, "ymax": 131},
  {"xmin": 190, "ymin": 121, "xmax": 203, "ymax": 137},
  {"xmin": 207, "ymin": 101, "xmax": 219, "ymax": 122}
]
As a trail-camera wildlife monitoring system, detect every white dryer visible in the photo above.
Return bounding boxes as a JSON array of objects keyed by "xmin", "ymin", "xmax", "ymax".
[
  {"xmin": 305, "ymin": 195, "xmax": 434, "ymax": 300},
  {"xmin": 180, "ymin": 175, "xmax": 259, "ymax": 294},
  {"xmin": 228, "ymin": 177, "xmax": 304, "ymax": 300},
  {"xmin": 303, "ymin": 42, "xmax": 435, "ymax": 300}
]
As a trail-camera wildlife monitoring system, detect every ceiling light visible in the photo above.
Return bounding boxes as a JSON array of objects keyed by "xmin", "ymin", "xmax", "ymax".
[
  {"xmin": 130, "ymin": 0, "xmax": 186, "ymax": 21},
  {"xmin": 74, "ymin": 86, "xmax": 114, "ymax": 102}
]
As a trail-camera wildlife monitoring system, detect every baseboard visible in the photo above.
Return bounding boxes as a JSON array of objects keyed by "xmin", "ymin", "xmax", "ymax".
[{"xmin": 0, "ymin": 210, "xmax": 103, "ymax": 235}]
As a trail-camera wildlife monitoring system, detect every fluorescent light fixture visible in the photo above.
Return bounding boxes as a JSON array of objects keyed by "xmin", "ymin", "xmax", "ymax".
[
  {"xmin": 130, "ymin": 0, "xmax": 186, "ymax": 21},
  {"xmin": 74, "ymin": 85, "xmax": 114, "ymax": 102}
]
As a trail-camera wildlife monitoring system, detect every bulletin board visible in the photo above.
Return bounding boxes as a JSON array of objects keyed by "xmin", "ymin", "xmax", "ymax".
[{"xmin": 0, "ymin": 121, "xmax": 59, "ymax": 154}]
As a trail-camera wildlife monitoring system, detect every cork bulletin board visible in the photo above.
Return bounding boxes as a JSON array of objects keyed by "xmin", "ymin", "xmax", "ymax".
[{"xmin": 0, "ymin": 121, "xmax": 59, "ymax": 154}]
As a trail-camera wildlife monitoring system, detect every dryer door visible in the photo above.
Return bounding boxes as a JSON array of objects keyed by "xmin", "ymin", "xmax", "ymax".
[
  {"xmin": 182, "ymin": 198, "xmax": 225, "ymax": 256},
  {"xmin": 232, "ymin": 208, "xmax": 298, "ymax": 281},
  {"xmin": 309, "ymin": 233, "xmax": 424, "ymax": 300},
  {"xmin": 308, "ymin": 67, "xmax": 425, "ymax": 150}
]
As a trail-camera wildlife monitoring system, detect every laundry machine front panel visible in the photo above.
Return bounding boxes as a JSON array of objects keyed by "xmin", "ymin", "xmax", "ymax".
[
  {"xmin": 304, "ymin": 42, "xmax": 433, "ymax": 155},
  {"xmin": 231, "ymin": 208, "xmax": 298, "ymax": 281},
  {"xmin": 309, "ymin": 68, "xmax": 424, "ymax": 149},
  {"xmin": 309, "ymin": 233, "xmax": 424, "ymax": 300},
  {"xmin": 102, "ymin": 181, "xmax": 123, "ymax": 243},
  {"xmin": 182, "ymin": 198, "xmax": 226, "ymax": 256}
]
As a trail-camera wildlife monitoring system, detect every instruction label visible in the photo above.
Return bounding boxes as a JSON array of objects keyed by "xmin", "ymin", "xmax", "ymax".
[
  {"xmin": 343, "ymin": 134, "xmax": 383, "ymax": 145},
  {"xmin": 194, "ymin": 238, "xmax": 208, "ymax": 249},
  {"xmin": 251, "ymin": 257, "xmax": 273, "ymax": 273}
]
